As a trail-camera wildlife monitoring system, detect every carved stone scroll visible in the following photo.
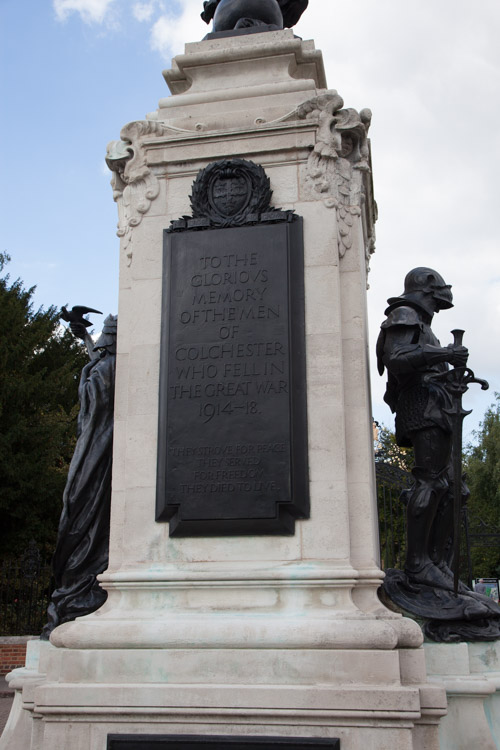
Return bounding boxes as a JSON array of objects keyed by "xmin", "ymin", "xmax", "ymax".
[
  {"xmin": 293, "ymin": 91, "xmax": 377, "ymax": 276},
  {"xmin": 105, "ymin": 121, "xmax": 165, "ymax": 262}
]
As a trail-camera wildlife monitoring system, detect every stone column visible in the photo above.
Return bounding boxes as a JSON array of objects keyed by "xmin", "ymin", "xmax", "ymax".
[{"xmin": 30, "ymin": 30, "xmax": 446, "ymax": 750}]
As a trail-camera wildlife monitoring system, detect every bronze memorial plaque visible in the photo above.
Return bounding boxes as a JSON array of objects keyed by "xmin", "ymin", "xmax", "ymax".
[
  {"xmin": 107, "ymin": 735, "xmax": 339, "ymax": 749},
  {"xmin": 156, "ymin": 220, "xmax": 308, "ymax": 535}
]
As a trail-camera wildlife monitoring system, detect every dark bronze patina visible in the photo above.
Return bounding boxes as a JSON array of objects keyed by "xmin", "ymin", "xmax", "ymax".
[
  {"xmin": 170, "ymin": 158, "xmax": 293, "ymax": 232},
  {"xmin": 60, "ymin": 304, "xmax": 103, "ymax": 328},
  {"xmin": 157, "ymin": 159, "xmax": 308, "ymax": 535},
  {"xmin": 377, "ymin": 268, "xmax": 500, "ymax": 642},
  {"xmin": 201, "ymin": 0, "xmax": 308, "ymax": 37},
  {"xmin": 41, "ymin": 311, "xmax": 116, "ymax": 639},
  {"xmin": 107, "ymin": 735, "xmax": 340, "ymax": 749}
]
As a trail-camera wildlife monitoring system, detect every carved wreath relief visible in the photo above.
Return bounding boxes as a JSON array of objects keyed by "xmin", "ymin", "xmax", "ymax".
[
  {"xmin": 166, "ymin": 158, "xmax": 292, "ymax": 232},
  {"xmin": 190, "ymin": 159, "xmax": 273, "ymax": 226}
]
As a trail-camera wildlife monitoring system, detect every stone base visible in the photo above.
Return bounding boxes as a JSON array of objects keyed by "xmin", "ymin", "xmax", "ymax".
[
  {"xmin": 424, "ymin": 641, "xmax": 500, "ymax": 750},
  {"xmin": 6, "ymin": 563, "xmax": 442, "ymax": 749},
  {"xmin": 32, "ymin": 644, "xmax": 445, "ymax": 750},
  {"xmin": 469, "ymin": 641, "xmax": 500, "ymax": 745},
  {"xmin": 0, "ymin": 640, "xmax": 47, "ymax": 750},
  {"xmin": 0, "ymin": 634, "xmax": 446, "ymax": 750}
]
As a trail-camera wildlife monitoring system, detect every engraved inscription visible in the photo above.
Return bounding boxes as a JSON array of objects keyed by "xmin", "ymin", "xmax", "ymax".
[
  {"xmin": 170, "ymin": 441, "xmax": 286, "ymax": 495},
  {"xmin": 157, "ymin": 221, "xmax": 309, "ymax": 535}
]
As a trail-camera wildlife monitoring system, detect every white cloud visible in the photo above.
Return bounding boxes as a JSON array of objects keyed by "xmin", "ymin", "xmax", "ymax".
[
  {"xmin": 133, "ymin": 1, "xmax": 157, "ymax": 22},
  {"xmin": 151, "ymin": 14, "xmax": 175, "ymax": 55},
  {"xmin": 47, "ymin": 0, "xmax": 500, "ymax": 437},
  {"xmin": 288, "ymin": 0, "xmax": 500, "ymax": 438},
  {"xmin": 150, "ymin": 0, "xmax": 202, "ymax": 58},
  {"xmin": 53, "ymin": 0, "xmax": 116, "ymax": 24},
  {"xmin": 149, "ymin": 0, "xmax": 500, "ymax": 439}
]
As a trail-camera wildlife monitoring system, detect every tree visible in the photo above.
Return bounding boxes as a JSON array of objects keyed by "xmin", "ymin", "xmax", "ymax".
[
  {"xmin": 374, "ymin": 422, "xmax": 414, "ymax": 474},
  {"xmin": 374, "ymin": 423, "xmax": 413, "ymax": 570},
  {"xmin": 0, "ymin": 254, "xmax": 89, "ymax": 560},
  {"xmin": 463, "ymin": 395, "xmax": 500, "ymax": 578}
]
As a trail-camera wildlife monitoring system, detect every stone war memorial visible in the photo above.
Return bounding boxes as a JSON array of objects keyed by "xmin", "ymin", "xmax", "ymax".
[{"xmin": 3, "ymin": 1, "xmax": 500, "ymax": 749}]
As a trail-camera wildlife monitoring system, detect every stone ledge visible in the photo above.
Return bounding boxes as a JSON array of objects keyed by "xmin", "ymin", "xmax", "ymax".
[{"xmin": 164, "ymin": 31, "xmax": 326, "ymax": 96}]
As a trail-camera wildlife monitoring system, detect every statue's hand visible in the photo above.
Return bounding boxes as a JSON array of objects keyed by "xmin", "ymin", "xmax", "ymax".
[
  {"xmin": 70, "ymin": 321, "xmax": 88, "ymax": 341},
  {"xmin": 446, "ymin": 344, "xmax": 469, "ymax": 367}
]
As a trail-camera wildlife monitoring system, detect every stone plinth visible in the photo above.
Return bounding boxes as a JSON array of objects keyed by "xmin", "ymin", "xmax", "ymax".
[
  {"xmin": 10, "ymin": 30, "xmax": 446, "ymax": 750},
  {"xmin": 425, "ymin": 641, "xmax": 500, "ymax": 750},
  {"xmin": 0, "ymin": 640, "xmax": 47, "ymax": 750},
  {"xmin": 468, "ymin": 641, "xmax": 500, "ymax": 743}
]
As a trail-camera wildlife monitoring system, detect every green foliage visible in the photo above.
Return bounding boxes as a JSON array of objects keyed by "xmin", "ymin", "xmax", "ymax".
[
  {"xmin": 374, "ymin": 423, "xmax": 412, "ymax": 570},
  {"xmin": 464, "ymin": 395, "xmax": 500, "ymax": 579},
  {"xmin": 374, "ymin": 422, "xmax": 414, "ymax": 473},
  {"xmin": 0, "ymin": 254, "xmax": 88, "ymax": 560},
  {"xmin": 375, "ymin": 401, "xmax": 500, "ymax": 580}
]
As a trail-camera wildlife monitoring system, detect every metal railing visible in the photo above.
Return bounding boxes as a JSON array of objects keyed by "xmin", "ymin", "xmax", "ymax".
[
  {"xmin": 0, "ymin": 482, "xmax": 498, "ymax": 636},
  {"xmin": 375, "ymin": 461, "xmax": 411, "ymax": 570},
  {"xmin": 375, "ymin": 461, "xmax": 500, "ymax": 584},
  {"xmin": 0, "ymin": 541, "xmax": 53, "ymax": 636}
]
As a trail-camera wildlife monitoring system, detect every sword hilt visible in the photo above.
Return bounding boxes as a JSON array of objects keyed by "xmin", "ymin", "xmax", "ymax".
[
  {"xmin": 451, "ymin": 329, "xmax": 465, "ymax": 347},
  {"xmin": 424, "ymin": 366, "xmax": 489, "ymax": 399}
]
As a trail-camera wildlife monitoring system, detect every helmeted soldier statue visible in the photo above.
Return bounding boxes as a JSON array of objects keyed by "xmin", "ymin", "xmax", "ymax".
[
  {"xmin": 378, "ymin": 269, "xmax": 500, "ymax": 642},
  {"xmin": 376, "ymin": 268, "xmax": 469, "ymax": 591}
]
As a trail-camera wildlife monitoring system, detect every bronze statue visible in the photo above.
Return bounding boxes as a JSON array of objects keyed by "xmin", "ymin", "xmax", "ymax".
[
  {"xmin": 377, "ymin": 268, "xmax": 500, "ymax": 642},
  {"xmin": 201, "ymin": 0, "xmax": 308, "ymax": 34},
  {"xmin": 41, "ymin": 311, "xmax": 116, "ymax": 639}
]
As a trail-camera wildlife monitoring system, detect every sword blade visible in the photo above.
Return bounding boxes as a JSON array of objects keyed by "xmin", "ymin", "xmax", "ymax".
[{"xmin": 451, "ymin": 409, "xmax": 463, "ymax": 595}]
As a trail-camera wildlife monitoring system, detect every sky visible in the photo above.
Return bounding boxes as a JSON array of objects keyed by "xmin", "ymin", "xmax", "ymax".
[{"xmin": 2, "ymin": 0, "xmax": 499, "ymax": 444}]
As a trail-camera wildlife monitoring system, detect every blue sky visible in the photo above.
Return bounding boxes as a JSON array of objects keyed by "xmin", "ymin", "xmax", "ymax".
[
  {"xmin": 1, "ymin": 1, "xmax": 168, "ymax": 317},
  {"xmin": 2, "ymin": 0, "xmax": 500, "ymax": 441}
]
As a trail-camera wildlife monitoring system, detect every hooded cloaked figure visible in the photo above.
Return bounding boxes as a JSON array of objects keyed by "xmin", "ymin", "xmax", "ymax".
[{"xmin": 42, "ymin": 315, "xmax": 117, "ymax": 639}]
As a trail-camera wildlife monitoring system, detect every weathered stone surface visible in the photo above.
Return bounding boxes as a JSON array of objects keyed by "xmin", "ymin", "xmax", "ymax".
[{"xmin": 425, "ymin": 642, "xmax": 500, "ymax": 750}]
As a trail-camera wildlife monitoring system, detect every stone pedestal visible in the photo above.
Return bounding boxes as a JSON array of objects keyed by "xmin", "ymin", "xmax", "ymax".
[
  {"xmin": 469, "ymin": 641, "xmax": 500, "ymax": 744},
  {"xmin": 425, "ymin": 642, "xmax": 500, "ymax": 749},
  {"xmin": 0, "ymin": 640, "xmax": 47, "ymax": 750},
  {"xmin": 12, "ymin": 30, "xmax": 446, "ymax": 750}
]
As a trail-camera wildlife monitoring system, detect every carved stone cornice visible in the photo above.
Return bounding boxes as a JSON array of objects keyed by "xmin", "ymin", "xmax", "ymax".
[
  {"xmin": 105, "ymin": 95, "xmax": 377, "ymax": 275},
  {"xmin": 292, "ymin": 91, "xmax": 377, "ymax": 275}
]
